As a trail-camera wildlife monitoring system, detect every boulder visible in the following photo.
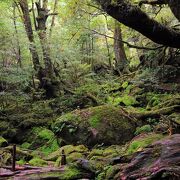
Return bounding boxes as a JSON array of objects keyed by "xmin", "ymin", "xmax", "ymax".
[{"xmin": 52, "ymin": 105, "xmax": 141, "ymax": 147}]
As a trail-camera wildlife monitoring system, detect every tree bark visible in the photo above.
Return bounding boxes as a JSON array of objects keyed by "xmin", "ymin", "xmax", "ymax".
[
  {"xmin": 49, "ymin": 0, "xmax": 58, "ymax": 38},
  {"xmin": 18, "ymin": 0, "xmax": 43, "ymax": 82},
  {"xmin": 35, "ymin": 0, "xmax": 59, "ymax": 98},
  {"xmin": 13, "ymin": 3, "xmax": 22, "ymax": 68},
  {"xmin": 95, "ymin": 0, "xmax": 180, "ymax": 48},
  {"xmin": 139, "ymin": 0, "xmax": 180, "ymax": 21},
  {"xmin": 114, "ymin": 21, "xmax": 129, "ymax": 74}
]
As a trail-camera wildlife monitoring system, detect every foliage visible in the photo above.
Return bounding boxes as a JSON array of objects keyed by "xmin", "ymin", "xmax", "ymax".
[{"xmin": 0, "ymin": 136, "xmax": 8, "ymax": 147}]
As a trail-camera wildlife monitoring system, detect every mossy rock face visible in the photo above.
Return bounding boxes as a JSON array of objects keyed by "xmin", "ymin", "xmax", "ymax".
[
  {"xmin": 53, "ymin": 105, "xmax": 141, "ymax": 147},
  {"xmin": 0, "ymin": 136, "xmax": 8, "ymax": 147},
  {"xmin": 86, "ymin": 145, "xmax": 126, "ymax": 173},
  {"xmin": 120, "ymin": 134, "xmax": 180, "ymax": 179}
]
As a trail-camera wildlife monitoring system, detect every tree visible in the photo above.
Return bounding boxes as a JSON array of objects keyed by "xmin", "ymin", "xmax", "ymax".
[
  {"xmin": 18, "ymin": 0, "xmax": 59, "ymax": 98},
  {"xmin": 18, "ymin": 0, "xmax": 43, "ymax": 84},
  {"xmin": 114, "ymin": 20, "xmax": 129, "ymax": 74},
  {"xmin": 95, "ymin": 0, "xmax": 180, "ymax": 48}
]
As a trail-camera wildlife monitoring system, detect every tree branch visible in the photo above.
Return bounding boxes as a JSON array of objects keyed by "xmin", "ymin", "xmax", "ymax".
[
  {"xmin": 86, "ymin": 28, "xmax": 164, "ymax": 50},
  {"xmin": 95, "ymin": 0, "xmax": 180, "ymax": 48}
]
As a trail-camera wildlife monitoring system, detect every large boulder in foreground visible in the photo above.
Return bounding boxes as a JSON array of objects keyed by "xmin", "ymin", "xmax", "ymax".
[
  {"xmin": 119, "ymin": 134, "xmax": 180, "ymax": 179},
  {"xmin": 52, "ymin": 105, "xmax": 141, "ymax": 147}
]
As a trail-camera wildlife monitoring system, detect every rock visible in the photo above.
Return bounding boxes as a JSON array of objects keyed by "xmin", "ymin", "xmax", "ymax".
[
  {"xmin": 46, "ymin": 145, "xmax": 88, "ymax": 162},
  {"xmin": 119, "ymin": 134, "xmax": 180, "ymax": 179},
  {"xmin": 54, "ymin": 145, "xmax": 88, "ymax": 166},
  {"xmin": 0, "ymin": 136, "xmax": 8, "ymax": 147},
  {"xmin": 53, "ymin": 105, "xmax": 141, "ymax": 147},
  {"xmin": 126, "ymin": 133, "xmax": 164, "ymax": 155},
  {"xmin": 4, "ymin": 146, "xmax": 33, "ymax": 162},
  {"xmin": 29, "ymin": 157, "xmax": 49, "ymax": 167}
]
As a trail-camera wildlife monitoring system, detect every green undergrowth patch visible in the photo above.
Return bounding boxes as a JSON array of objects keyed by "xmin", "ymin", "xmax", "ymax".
[
  {"xmin": 135, "ymin": 125, "xmax": 152, "ymax": 135},
  {"xmin": 21, "ymin": 127, "xmax": 59, "ymax": 156}
]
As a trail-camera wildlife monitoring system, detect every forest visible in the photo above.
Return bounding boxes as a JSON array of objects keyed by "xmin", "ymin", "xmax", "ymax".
[{"xmin": 0, "ymin": 0, "xmax": 180, "ymax": 179}]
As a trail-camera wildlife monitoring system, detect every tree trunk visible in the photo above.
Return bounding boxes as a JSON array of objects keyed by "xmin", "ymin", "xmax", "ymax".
[
  {"xmin": 18, "ymin": 0, "xmax": 43, "ymax": 84},
  {"xmin": 114, "ymin": 21, "xmax": 129, "ymax": 74},
  {"xmin": 13, "ymin": 3, "xmax": 22, "ymax": 68},
  {"xmin": 168, "ymin": 0, "xmax": 180, "ymax": 21},
  {"xmin": 49, "ymin": 0, "xmax": 58, "ymax": 38},
  {"xmin": 35, "ymin": 0, "xmax": 59, "ymax": 98}
]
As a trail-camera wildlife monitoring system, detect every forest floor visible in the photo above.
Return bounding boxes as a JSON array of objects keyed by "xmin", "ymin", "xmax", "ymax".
[{"xmin": 0, "ymin": 69, "xmax": 180, "ymax": 179}]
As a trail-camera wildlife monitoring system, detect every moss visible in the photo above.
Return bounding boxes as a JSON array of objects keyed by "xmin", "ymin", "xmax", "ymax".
[
  {"xmin": 53, "ymin": 105, "xmax": 140, "ymax": 146},
  {"xmin": 105, "ymin": 165, "xmax": 120, "ymax": 179},
  {"xmin": 0, "ymin": 150, "xmax": 11, "ymax": 166},
  {"xmin": 88, "ymin": 149, "xmax": 104, "ymax": 159},
  {"xmin": 38, "ymin": 129, "xmax": 54, "ymax": 140},
  {"xmin": 17, "ymin": 159, "xmax": 26, "ymax": 165},
  {"xmin": 122, "ymin": 81, "xmax": 129, "ymax": 89},
  {"xmin": 26, "ymin": 127, "xmax": 59, "ymax": 155},
  {"xmin": 0, "ymin": 136, "xmax": 8, "ymax": 147},
  {"xmin": 120, "ymin": 95, "xmax": 137, "ymax": 106},
  {"xmin": 46, "ymin": 145, "xmax": 88, "ymax": 162},
  {"xmin": 97, "ymin": 172, "xmax": 106, "ymax": 180},
  {"xmin": 127, "ymin": 133, "xmax": 164, "ymax": 155},
  {"xmin": 29, "ymin": 157, "xmax": 49, "ymax": 166},
  {"xmin": 67, "ymin": 152, "xmax": 84, "ymax": 163},
  {"xmin": 40, "ymin": 138, "xmax": 59, "ymax": 156},
  {"xmin": 135, "ymin": 125, "xmax": 152, "ymax": 135},
  {"xmin": 21, "ymin": 142, "xmax": 31, "ymax": 149},
  {"xmin": 89, "ymin": 115, "xmax": 101, "ymax": 128},
  {"xmin": 107, "ymin": 95, "xmax": 137, "ymax": 106},
  {"xmin": 58, "ymin": 166, "xmax": 81, "ymax": 179}
]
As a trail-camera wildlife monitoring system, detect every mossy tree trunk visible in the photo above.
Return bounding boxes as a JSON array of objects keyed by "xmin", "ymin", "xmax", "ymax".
[
  {"xmin": 19, "ymin": 0, "xmax": 59, "ymax": 98},
  {"xmin": 18, "ymin": 0, "xmax": 44, "ymax": 86},
  {"xmin": 35, "ymin": 0, "xmax": 59, "ymax": 98},
  {"xmin": 114, "ymin": 20, "xmax": 129, "ymax": 74}
]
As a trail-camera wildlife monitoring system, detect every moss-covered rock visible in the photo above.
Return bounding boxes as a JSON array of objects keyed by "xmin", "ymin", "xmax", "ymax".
[
  {"xmin": 46, "ymin": 145, "xmax": 88, "ymax": 162},
  {"xmin": 120, "ymin": 134, "xmax": 180, "ymax": 179},
  {"xmin": 4, "ymin": 146, "xmax": 33, "ymax": 161},
  {"xmin": 29, "ymin": 157, "xmax": 49, "ymax": 166},
  {"xmin": 53, "ymin": 105, "xmax": 141, "ymax": 147},
  {"xmin": 126, "ymin": 133, "xmax": 164, "ymax": 155},
  {"xmin": 97, "ymin": 165, "xmax": 120, "ymax": 180},
  {"xmin": 0, "ymin": 136, "xmax": 8, "ymax": 147}
]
